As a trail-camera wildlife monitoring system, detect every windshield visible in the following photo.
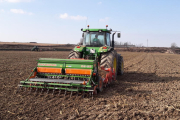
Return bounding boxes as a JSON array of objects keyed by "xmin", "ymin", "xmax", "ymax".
[{"xmin": 83, "ymin": 32, "xmax": 105, "ymax": 46}]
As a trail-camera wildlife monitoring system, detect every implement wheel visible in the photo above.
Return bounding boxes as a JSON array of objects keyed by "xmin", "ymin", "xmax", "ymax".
[
  {"xmin": 68, "ymin": 50, "xmax": 82, "ymax": 59},
  {"xmin": 97, "ymin": 76, "xmax": 103, "ymax": 92},
  {"xmin": 117, "ymin": 54, "xmax": 124, "ymax": 75}
]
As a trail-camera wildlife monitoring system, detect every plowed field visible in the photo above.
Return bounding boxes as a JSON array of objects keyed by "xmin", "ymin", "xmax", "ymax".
[{"xmin": 0, "ymin": 51, "xmax": 180, "ymax": 119}]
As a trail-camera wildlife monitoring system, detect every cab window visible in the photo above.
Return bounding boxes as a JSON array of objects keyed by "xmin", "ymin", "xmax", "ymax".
[{"xmin": 106, "ymin": 33, "xmax": 111, "ymax": 46}]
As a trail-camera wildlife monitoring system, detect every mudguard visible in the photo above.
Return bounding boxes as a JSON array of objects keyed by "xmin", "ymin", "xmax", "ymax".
[
  {"xmin": 98, "ymin": 46, "xmax": 113, "ymax": 53},
  {"xmin": 73, "ymin": 45, "xmax": 86, "ymax": 52}
]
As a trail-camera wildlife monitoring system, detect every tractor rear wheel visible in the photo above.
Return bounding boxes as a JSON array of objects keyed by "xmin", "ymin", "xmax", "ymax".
[
  {"xmin": 100, "ymin": 50, "xmax": 118, "ymax": 76},
  {"xmin": 117, "ymin": 54, "xmax": 124, "ymax": 75},
  {"xmin": 68, "ymin": 51, "xmax": 82, "ymax": 59}
]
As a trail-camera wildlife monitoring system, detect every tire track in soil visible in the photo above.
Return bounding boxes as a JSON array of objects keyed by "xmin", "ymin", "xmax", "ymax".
[
  {"xmin": 144, "ymin": 53, "xmax": 180, "ymax": 116},
  {"xmin": 123, "ymin": 54, "xmax": 144, "ymax": 69},
  {"xmin": 124, "ymin": 53, "xmax": 147, "ymax": 69},
  {"xmin": 135, "ymin": 53, "xmax": 152, "ymax": 73},
  {"xmin": 152, "ymin": 53, "xmax": 180, "ymax": 75},
  {"xmin": 116, "ymin": 53, "xmax": 179, "ymax": 117},
  {"xmin": 124, "ymin": 53, "xmax": 148, "ymax": 73},
  {"xmin": 121, "ymin": 52, "xmax": 145, "ymax": 62},
  {"xmin": 164, "ymin": 57, "xmax": 180, "ymax": 68},
  {"xmin": 151, "ymin": 53, "xmax": 158, "ymax": 74},
  {"xmin": 134, "ymin": 53, "xmax": 157, "ymax": 74},
  {"xmin": 165, "ymin": 54, "xmax": 180, "ymax": 65}
]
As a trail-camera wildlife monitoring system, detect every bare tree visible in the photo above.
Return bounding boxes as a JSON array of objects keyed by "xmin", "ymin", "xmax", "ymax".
[
  {"xmin": 171, "ymin": 43, "xmax": 177, "ymax": 49},
  {"xmin": 78, "ymin": 38, "xmax": 83, "ymax": 45},
  {"xmin": 114, "ymin": 41, "xmax": 119, "ymax": 45}
]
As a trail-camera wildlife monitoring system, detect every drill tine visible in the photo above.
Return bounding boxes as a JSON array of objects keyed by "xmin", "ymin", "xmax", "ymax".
[
  {"xmin": 58, "ymin": 89, "xmax": 61, "ymax": 96},
  {"xmin": 52, "ymin": 90, "xmax": 54, "ymax": 95},
  {"xmin": 58, "ymin": 86, "xmax": 61, "ymax": 96},
  {"xmin": 70, "ymin": 86, "xmax": 73, "ymax": 97},
  {"xmin": 29, "ymin": 87, "xmax": 32, "ymax": 93},
  {"xmin": 16, "ymin": 86, "xmax": 21, "ymax": 94},
  {"xmin": 35, "ymin": 86, "xmax": 38, "ymax": 93},
  {"xmin": 70, "ymin": 91, "xmax": 73, "ymax": 98},
  {"xmin": 64, "ymin": 90, "xmax": 67, "ymax": 97},
  {"xmin": 82, "ymin": 87, "xmax": 86, "ymax": 98},
  {"xmin": 76, "ymin": 87, "xmax": 79, "ymax": 97},
  {"xmin": 52, "ymin": 86, "xmax": 55, "ymax": 95},
  {"xmin": 92, "ymin": 92, "xmax": 93, "ymax": 99},
  {"xmin": 82, "ymin": 91, "xmax": 85, "ymax": 98},
  {"xmin": 25, "ymin": 87, "xmax": 27, "ymax": 92},
  {"xmin": 64, "ymin": 86, "xmax": 67, "ymax": 97},
  {"xmin": 89, "ymin": 92, "xmax": 91, "ymax": 98},
  {"xmin": 47, "ymin": 88, "xmax": 49, "ymax": 94},
  {"xmin": 76, "ymin": 91, "xmax": 79, "ymax": 97},
  {"xmin": 41, "ymin": 88, "xmax": 44, "ymax": 94}
]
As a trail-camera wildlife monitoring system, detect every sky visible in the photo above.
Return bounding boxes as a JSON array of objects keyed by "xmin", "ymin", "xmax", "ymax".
[{"xmin": 0, "ymin": 0, "xmax": 180, "ymax": 47}]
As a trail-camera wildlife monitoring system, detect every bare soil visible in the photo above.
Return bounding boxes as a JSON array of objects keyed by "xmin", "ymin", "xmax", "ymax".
[{"xmin": 1, "ymin": 51, "xmax": 180, "ymax": 119}]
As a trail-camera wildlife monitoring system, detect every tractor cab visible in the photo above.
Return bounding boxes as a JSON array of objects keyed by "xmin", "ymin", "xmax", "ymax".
[
  {"xmin": 81, "ymin": 25, "xmax": 120, "ymax": 47},
  {"xmin": 82, "ymin": 30, "xmax": 111, "ymax": 47}
]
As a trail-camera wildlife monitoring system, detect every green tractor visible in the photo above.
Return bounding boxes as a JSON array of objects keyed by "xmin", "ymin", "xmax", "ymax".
[
  {"xmin": 68, "ymin": 25, "xmax": 124, "ymax": 76},
  {"xmin": 17, "ymin": 25, "xmax": 124, "ymax": 98},
  {"xmin": 31, "ymin": 46, "xmax": 40, "ymax": 51}
]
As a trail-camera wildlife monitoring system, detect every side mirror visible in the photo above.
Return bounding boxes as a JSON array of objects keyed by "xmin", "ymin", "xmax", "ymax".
[
  {"xmin": 117, "ymin": 33, "xmax": 121, "ymax": 38},
  {"xmin": 82, "ymin": 33, "xmax": 84, "ymax": 37}
]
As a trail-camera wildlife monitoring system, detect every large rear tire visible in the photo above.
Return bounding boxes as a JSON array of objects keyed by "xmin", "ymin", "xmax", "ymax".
[
  {"xmin": 100, "ymin": 50, "xmax": 118, "ymax": 76},
  {"xmin": 68, "ymin": 51, "xmax": 82, "ymax": 59},
  {"xmin": 117, "ymin": 54, "xmax": 124, "ymax": 75}
]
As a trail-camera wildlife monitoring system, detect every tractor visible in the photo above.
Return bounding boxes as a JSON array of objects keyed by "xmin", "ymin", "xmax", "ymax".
[
  {"xmin": 17, "ymin": 25, "xmax": 124, "ymax": 98},
  {"xmin": 68, "ymin": 25, "xmax": 124, "ymax": 76},
  {"xmin": 31, "ymin": 46, "xmax": 39, "ymax": 51}
]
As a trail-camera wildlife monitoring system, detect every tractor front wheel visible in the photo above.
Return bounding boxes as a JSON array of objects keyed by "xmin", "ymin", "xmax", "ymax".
[{"xmin": 68, "ymin": 51, "xmax": 82, "ymax": 59}]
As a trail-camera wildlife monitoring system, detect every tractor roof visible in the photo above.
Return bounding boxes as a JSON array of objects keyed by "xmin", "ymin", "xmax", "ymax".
[{"xmin": 83, "ymin": 29, "xmax": 110, "ymax": 32}]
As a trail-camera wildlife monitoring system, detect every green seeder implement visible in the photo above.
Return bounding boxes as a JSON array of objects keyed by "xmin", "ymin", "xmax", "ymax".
[{"xmin": 17, "ymin": 58, "xmax": 108, "ymax": 97}]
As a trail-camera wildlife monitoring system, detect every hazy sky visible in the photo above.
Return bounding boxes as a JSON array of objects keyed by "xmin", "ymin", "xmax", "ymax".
[{"xmin": 0, "ymin": 0, "xmax": 180, "ymax": 47}]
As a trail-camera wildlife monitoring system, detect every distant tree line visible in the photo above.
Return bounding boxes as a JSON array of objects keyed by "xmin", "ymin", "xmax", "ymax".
[{"xmin": 114, "ymin": 41, "xmax": 144, "ymax": 47}]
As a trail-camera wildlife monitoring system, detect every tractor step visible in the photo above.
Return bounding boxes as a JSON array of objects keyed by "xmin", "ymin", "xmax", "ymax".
[{"xmin": 29, "ymin": 78, "xmax": 85, "ymax": 84}]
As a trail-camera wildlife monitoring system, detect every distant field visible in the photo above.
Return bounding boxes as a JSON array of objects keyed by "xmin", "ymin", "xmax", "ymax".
[
  {"xmin": 0, "ymin": 42, "xmax": 66, "ymax": 46},
  {"xmin": 0, "ymin": 42, "xmax": 74, "ymax": 51}
]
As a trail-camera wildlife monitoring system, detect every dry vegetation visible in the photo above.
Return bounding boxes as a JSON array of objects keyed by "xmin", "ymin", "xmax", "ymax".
[
  {"xmin": 0, "ymin": 42, "xmax": 74, "ymax": 51},
  {"xmin": 0, "ymin": 51, "xmax": 180, "ymax": 119}
]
